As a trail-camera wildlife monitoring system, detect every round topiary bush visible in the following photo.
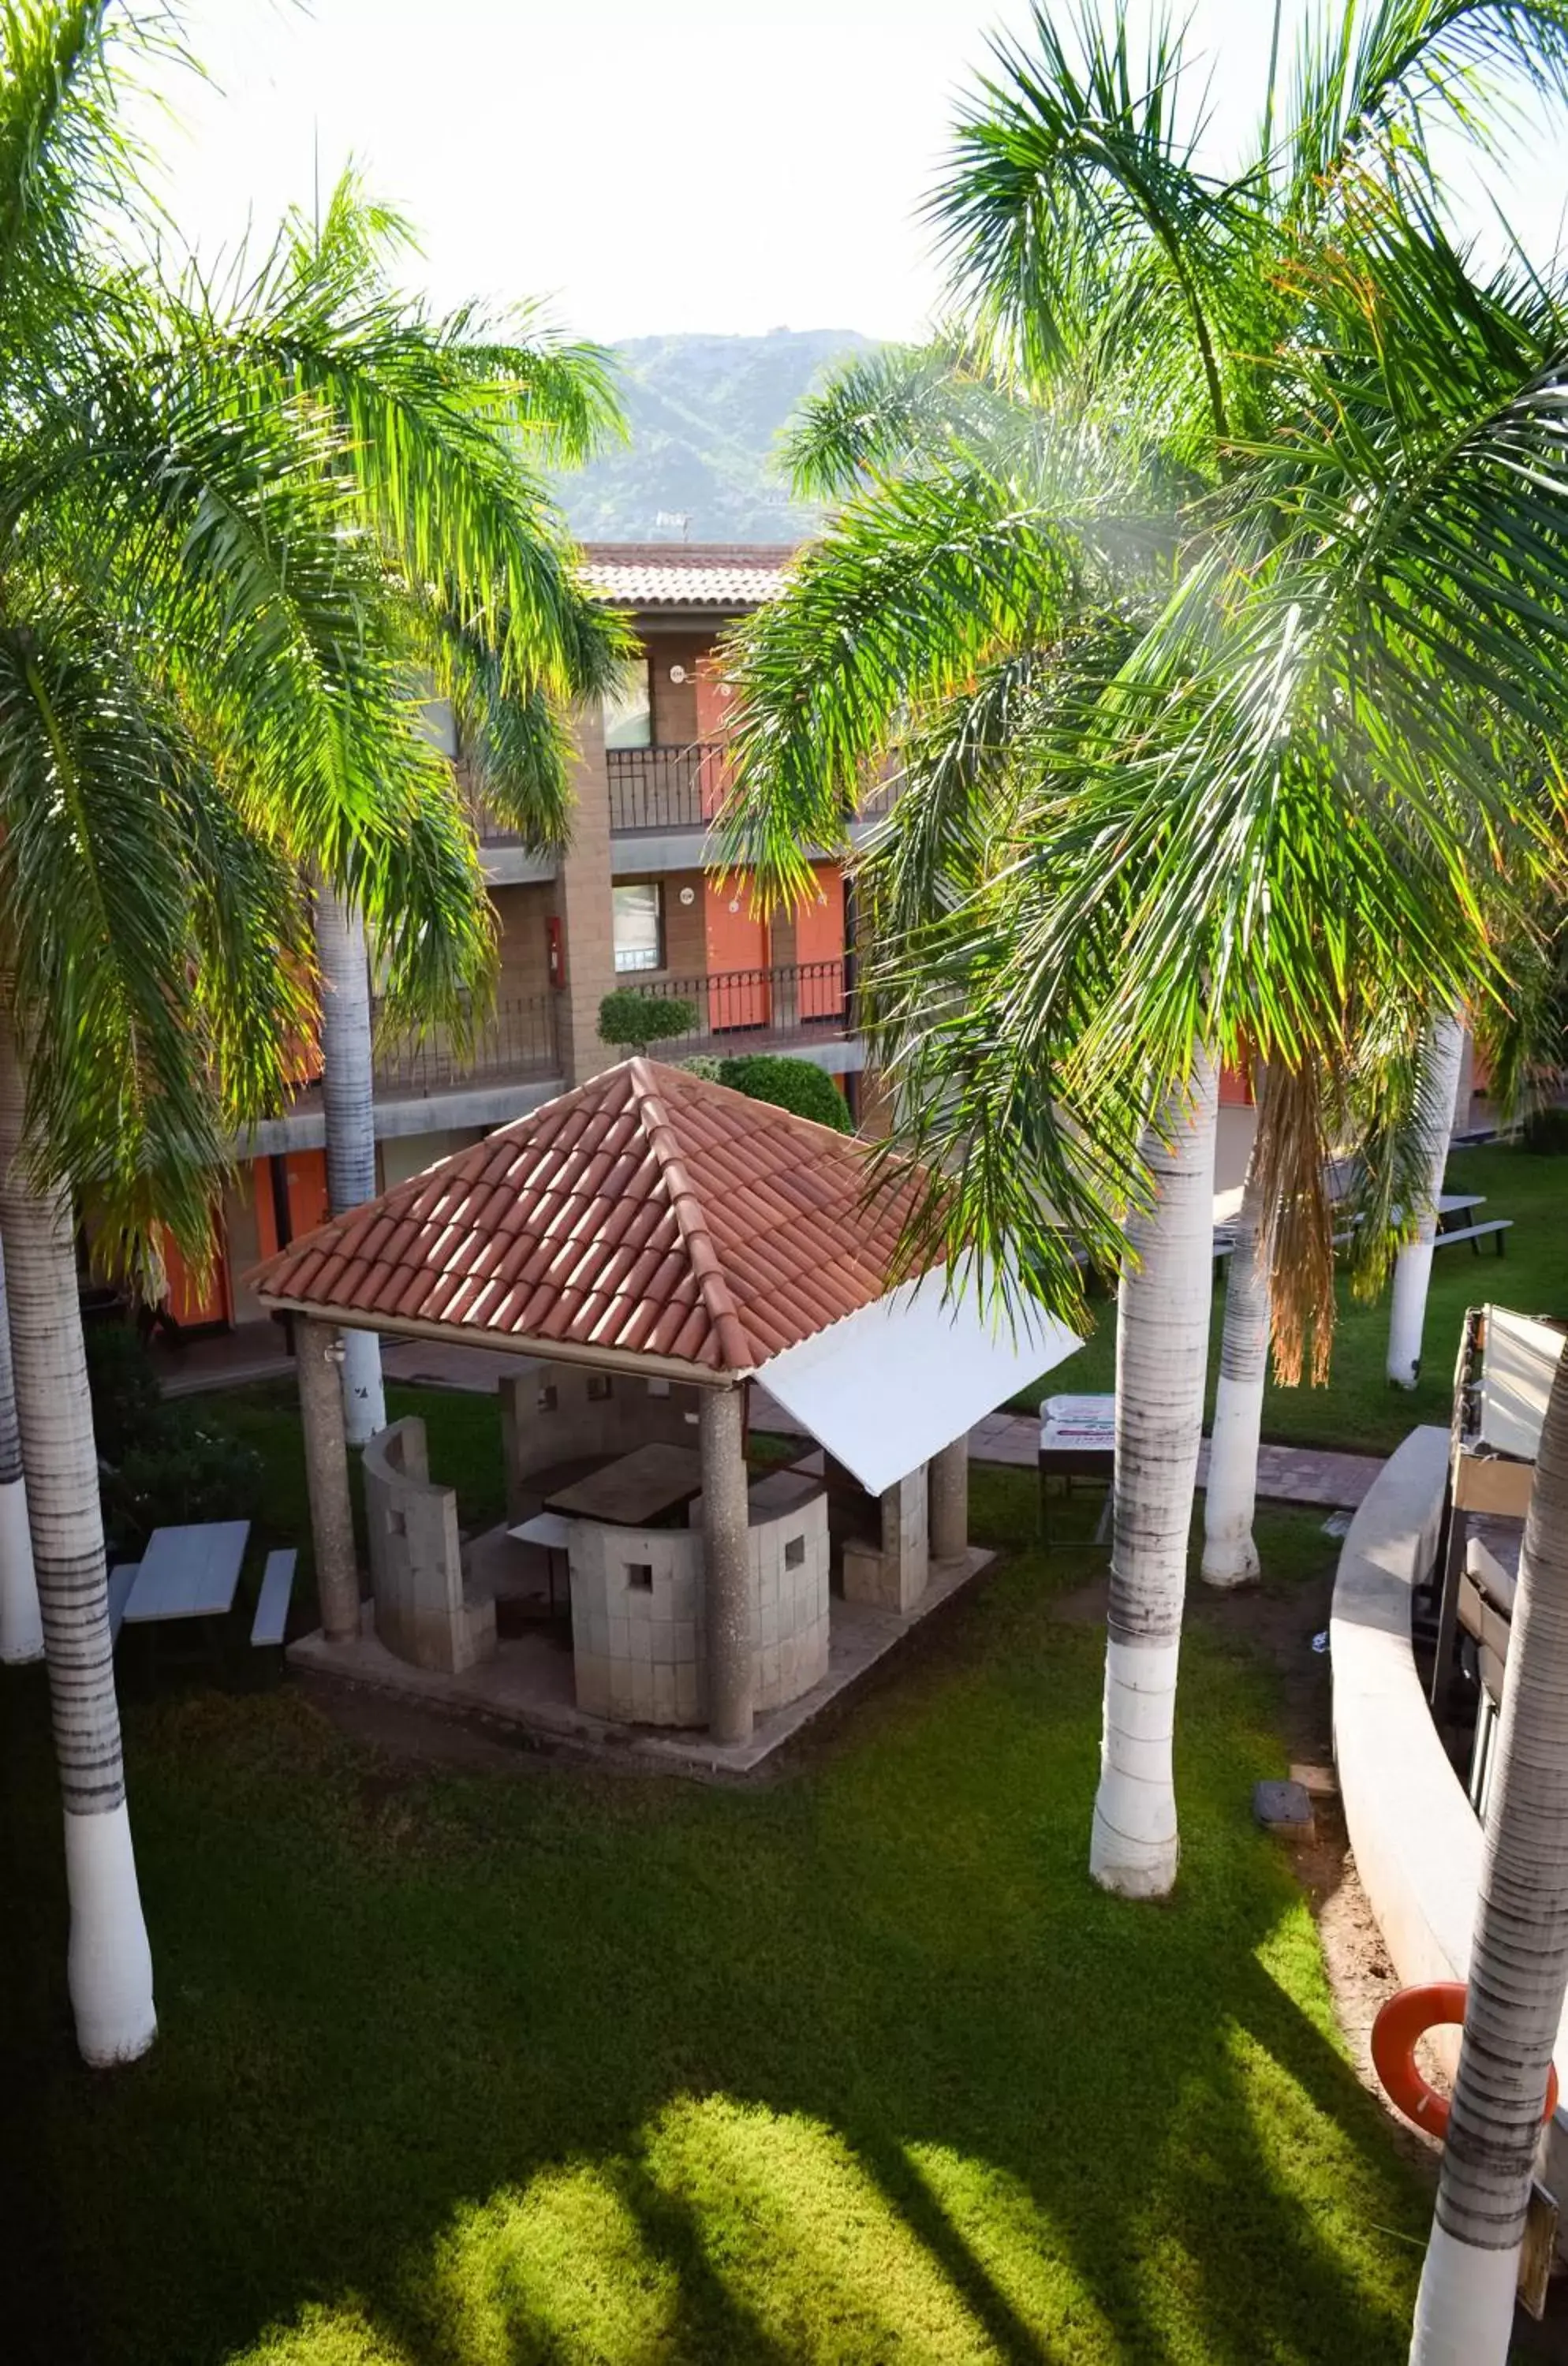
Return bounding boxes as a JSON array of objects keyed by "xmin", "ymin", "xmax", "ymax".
[{"xmin": 717, "ymin": 1053, "xmax": 852, "ymax": 1132}]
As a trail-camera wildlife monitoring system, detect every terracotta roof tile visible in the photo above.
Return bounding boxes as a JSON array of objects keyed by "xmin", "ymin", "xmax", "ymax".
[{"xmin": 248, "ymin": 1058, "xmax": 930, "ymax": 1375}]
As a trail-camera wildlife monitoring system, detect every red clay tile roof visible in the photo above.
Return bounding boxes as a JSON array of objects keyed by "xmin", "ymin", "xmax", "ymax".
[
  {"xmin": 248, "ymin": 1058, "xmax": 922, "ymax": 1376},
  {"xmin": 583, "ymin": 543, "xmax": 796, "ymax": 611}
]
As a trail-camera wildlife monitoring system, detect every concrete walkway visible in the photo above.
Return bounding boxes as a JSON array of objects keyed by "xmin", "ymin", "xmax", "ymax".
[{"xmin": 161, "ymin": 1324, "xmax": 1382, "ymax": 1514}]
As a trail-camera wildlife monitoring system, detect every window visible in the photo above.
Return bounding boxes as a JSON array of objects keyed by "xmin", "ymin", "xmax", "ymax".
[
  {"xmin": 613, "ymin": 883, "xmax": 663, "ymax": 974},
  {"xmin": 587, "ymin": 1375, "xmax": 614, "ymax": 1402},
  {"xmin": 603, "ymin": 660, "xmax": 652, "ymax": 750},
  {"xmin": 625, "ymin": 1563, "xmax": 653, "ymax": 1592},
  {"xmin": 785, "ymin": 1536, "xmax": 805, "ymax": 1569},
  {"xmin": 536, "ymin": 1383, "xmax": 558, "ymax": 1413}
]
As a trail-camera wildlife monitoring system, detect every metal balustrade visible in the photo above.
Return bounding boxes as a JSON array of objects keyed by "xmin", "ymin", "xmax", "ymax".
[
  {"xmin": 607, "ymin": 743, "xmax": 728, "ymax": 834},
  {"xmin": 369, "ymin": 994, "xmax": 559, "ymax": 1097},
  {"xmin": 626, "ymin": 960, "xmax": 851, "ymax": 1052}
]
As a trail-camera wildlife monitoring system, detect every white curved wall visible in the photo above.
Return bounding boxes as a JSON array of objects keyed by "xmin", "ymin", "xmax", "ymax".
[{"xmin": 1331, "ymin": 1424, "xmax": 1568, "ymax": 2212}]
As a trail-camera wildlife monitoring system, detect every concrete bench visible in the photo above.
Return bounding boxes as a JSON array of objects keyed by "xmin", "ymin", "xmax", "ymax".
[
  {"xmin": 249, "ymin": 1549, "xmax": 297, "ymax": 1648},
  {"xmin": 1435, "ymin": 1218, "xmax": 1512, "ymax": 1256},
  {"xmin": 106, "ymin": 1562, "xmax": 139, "ymax": 1645}
]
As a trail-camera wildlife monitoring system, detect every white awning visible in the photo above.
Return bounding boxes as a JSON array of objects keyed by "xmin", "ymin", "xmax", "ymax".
[
  {"xmin": 756, "ymin": 1270, "xmax": 1081, "ymax": 1498},
  {"xmin": 1480, "ymin": 1305, "xmax": 1566, "ymax": 1462}
]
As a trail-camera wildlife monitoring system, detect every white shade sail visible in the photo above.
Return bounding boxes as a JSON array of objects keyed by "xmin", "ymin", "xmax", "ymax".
[
  {"xmin": 1479, "ymin": 1305, "xmax": 1567, "ymax": 1463},
  {"xmin": 756, "ymin": 1270, "xmax": 1081, "ymax": 1498}
]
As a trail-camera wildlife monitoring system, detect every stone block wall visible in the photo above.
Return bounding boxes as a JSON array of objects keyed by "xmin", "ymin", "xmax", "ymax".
[
  {"xmin": 364, "ymin": 1416, "xmax": 496, "ymax": 1674},
  {"xmin": 842, "ymin": 1465, "xmax": 931, "ymax": 1614},
  {"xmin": 568, "ymin": 1478, "xmax": 830, "ymax": 1728},
  {"xmin": 498, "ymin": 1360, "xmax": 704, "ymax": 1522}
]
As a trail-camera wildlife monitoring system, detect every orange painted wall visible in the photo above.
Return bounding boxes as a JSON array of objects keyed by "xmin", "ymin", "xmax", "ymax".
[{"xmin": 792, "ymin": 865, "xmax": 846, "ymax": 1020}]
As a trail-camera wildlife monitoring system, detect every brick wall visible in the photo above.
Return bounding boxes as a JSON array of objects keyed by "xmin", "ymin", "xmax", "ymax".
[
  {"xmin": 550, "ymin": 703, "xmax": 618, "ymax": 1083},
  {"xmin": 493, "ymin": 883, "xmax": 554, "ymax": 999},
  {"xmin": 646, "ymin": 629, "xmax": 721, "ymax": 743}
]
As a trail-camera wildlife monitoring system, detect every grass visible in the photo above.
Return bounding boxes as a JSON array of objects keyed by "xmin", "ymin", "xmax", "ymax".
[
  {"xmin": 2, "ymin": 1463, "xmax": 1432, "ymax": 2366},
  {"xmin": 1012, "ymin": 1140, "xmax": 1568, "ymax": 1456}
]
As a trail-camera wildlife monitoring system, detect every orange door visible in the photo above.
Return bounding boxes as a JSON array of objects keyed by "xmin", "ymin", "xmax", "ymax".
[
  {"xmin": 694, "ymin": 655, "xmax": 734, "ymax": 819},
  {"xmin": 703, "ymin": 874, "xmax": 770, "ymax": 1031},
  {"xmin": 792, "ymin": 864, "xmax": 846, "ymax": 1021},
  {"xmin": 159, "ymin": 1218, "xmax": 233, "ymax": 1330},
  {"xmin": 283, "ymin": 1149, "xmax": 330, "ymax": 1241}
]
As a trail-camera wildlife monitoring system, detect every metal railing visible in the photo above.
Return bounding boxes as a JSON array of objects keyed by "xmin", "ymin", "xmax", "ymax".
[
  {"xmin": 607, "ymin": 743, "xmax": 727, "ymax": 834},
  {"xmin": 627, "ymin": 961, "xmax": 852, "ymax": 1053},
  {"xmin": 369, "ymin": 993, "xmax": 559, "ymax": 1097}
]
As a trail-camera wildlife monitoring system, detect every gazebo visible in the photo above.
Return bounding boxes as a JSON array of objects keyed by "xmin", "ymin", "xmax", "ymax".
[{"xmin": 252, "ymin": 1059, "xmax": 1078, "ymax": 1752}]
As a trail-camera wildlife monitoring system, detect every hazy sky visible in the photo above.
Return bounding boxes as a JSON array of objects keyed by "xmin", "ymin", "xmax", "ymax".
[{"xmin": 140, "ymin": 1, "xmax": 1562, "ymax": 345}]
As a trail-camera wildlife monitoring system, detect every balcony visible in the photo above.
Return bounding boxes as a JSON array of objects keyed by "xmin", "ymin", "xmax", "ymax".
[
  {"xmin": 607, "ymin": 743, "xmax": 726, "ymax": 834},
  {"xmin": 370, "ymin": 994, "xmax": 560, "ymax": 1099},
  {"xmin": 626, "ymin": 961, "xmax": 855, "ymax": 1055}
]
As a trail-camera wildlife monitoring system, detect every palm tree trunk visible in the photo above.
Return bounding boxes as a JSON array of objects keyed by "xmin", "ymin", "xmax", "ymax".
[
  {"xmin": 1387, "ymin": 1009, "xmax": 1466, "ymax": 1389},
  {"xmin": 0, "ymin": 1009, "xmax": 154, "ymax": 2063},
  {"xmin": 315, "ymin": 883, "xmax": 386, "ymax": 1445},
  {"xmin": 1201, "ymin": 1140, "xmax": 1269, "ymax": 1588},
  {"xmin": 0, "ymin": 1232, "xmax": 42, "ymax": 1662},
  {"xmin": 1091, "ymin": 1048, "xmax": 1219, "ymax": 1899},
  {"xmin": 1409, "ymin": 1349, "xmax": 1568, "ymax": 2364}
]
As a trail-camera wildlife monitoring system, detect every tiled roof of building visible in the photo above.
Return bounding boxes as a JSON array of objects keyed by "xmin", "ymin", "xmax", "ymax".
[
  {"xmin": 250, "ymin": 1058, "xmax": 923, "ymax": 1376},
  {"xmin": 583, "ymin": 542, "xmax": 795, "ymax": 612}
]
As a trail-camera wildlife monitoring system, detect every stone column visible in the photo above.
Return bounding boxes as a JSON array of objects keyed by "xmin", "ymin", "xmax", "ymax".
[
  {"xmin": 879, "ymin": 1466, "xmax": 930, "ymax": 1612},
  {"xmin": 297, "ymin": 1317, "xmax": 360, "ymax": 1643},
  {"xmin": 700, "ymin": 1385, "xmax": 752, "ymax": 1744},
  {"xmin": 929, "ymin": 1436, "xmax": 969, "ymax": 1564}
]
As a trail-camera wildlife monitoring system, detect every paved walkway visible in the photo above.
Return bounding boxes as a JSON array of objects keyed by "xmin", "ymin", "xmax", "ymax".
[{"xmin": 161, "ymin": 1327, "xmax": 1382, "ymax": 1513}]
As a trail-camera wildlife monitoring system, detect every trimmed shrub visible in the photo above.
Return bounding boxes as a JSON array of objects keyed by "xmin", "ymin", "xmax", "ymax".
[
  {"xmin": 717, "ymin": 1054, "xmax": 852, "ymax": 1133},
  {"xmin": 84, "ymin": 1321, "xmax": 166, "ymax": 1461},
  {"xmin": 596, "ymin": 990, "xmax": 697, "ymax": 1055},
  {"xmin": 1521, "ymin": 1104, "xmax": 1568, "ymax": 1155},
  {"xmin": 679, "ymin": 1055, "xmax": 722, "ymax": 1080}
]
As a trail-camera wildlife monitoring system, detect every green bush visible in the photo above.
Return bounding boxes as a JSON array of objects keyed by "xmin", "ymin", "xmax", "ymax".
[
  {"xmin": 84, "ymin": 1321, "xmax": 166, "ymax": 1461},
  {"xmin": 104, "ymin": 1420, "xmax": 267, "ymax": 1553},
  {"xmin": 679, "ymin": 1054, "xmax": 722, "ymax": 1080},
  {"xmin": 717, "ymin": 1053, "xmax": 852, "ymax": 1132},
  {"xmin": 1521, "ymin": 1104, "xmax": 1568, "ymax": 1155},
  {"xmin": 596, "ymin": 990, "xmax": 697, "ymax": 1055}
]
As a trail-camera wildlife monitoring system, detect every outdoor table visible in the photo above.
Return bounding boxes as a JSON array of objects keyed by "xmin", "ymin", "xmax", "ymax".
[
  {"xmin": 543, "ymin": 1442, "xmax": 705, "ymax": 1528},
  {"xmin": 1038, "ymin": 1396, "xmax": 1115, "ymax": 1543},
  {"xmin": 1436, "ymin": 1193, "xmax": 1484, "ymax": 1230},
  {"xmin": 121, "ymin": 1521, "xmax": 250, "ymax": 1624}
]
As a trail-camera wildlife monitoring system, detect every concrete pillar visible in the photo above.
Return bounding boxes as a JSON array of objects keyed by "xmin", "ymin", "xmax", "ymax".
[
  {"xmin": 929, "ymin": 1436, "xmax": 969, "ymax": 1564},
  {"xmin": 297, "ymin": 1317, "xmax": 360, "ymax": 1643},
  {"xmin": 550, "ymin": 701, "xmax": 619, "ymax": 1085},
  {"xmin": 879, "ymin": 1465, "xmax": 930, "ymax": 1613},
  {"xmin": 700, "ymin": 1386, "xmax": 752, "ymax": 1744}
]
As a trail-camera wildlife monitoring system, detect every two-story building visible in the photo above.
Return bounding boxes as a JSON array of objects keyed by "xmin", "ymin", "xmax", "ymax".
[{"xmin": 164, "ymin": 542, "xmax": 875, "ymax": 1335}]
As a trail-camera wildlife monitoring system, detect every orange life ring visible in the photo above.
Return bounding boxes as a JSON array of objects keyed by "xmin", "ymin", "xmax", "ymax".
[{"xmin": 1371, "ymin": 1981, "xmax": 1560, "ymax": 2140}]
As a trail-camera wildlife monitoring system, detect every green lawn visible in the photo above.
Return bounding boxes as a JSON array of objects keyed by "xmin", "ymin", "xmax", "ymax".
[
  {"xmin": 1014, "ymin": 1140, "xmax": 1568, "ymax": 1455},
  {"xmin": 2, "ymin": 1468, "xmax": 1432, "ymax": 2366}
]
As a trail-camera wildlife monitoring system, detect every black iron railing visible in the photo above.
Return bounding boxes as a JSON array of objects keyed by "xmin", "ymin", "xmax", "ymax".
[
  {"xmin": 369, "ymin": 994, "xmax": 559, "ymax": 1097},
  {"xmin": 607, "ymin": 743, "xmax": 727, "ymax": 834},
  {"xmin": 628, "ymin": 961, "xmax": 851, "ymax": 1052}
]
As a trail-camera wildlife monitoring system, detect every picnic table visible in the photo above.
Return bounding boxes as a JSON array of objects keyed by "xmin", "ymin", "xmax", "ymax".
[
  {"xmin": 121, "ymin": 1521, "xmax": 250, "ymax": 1624},
  {"xmin": 1038, "ymin": 1396, "xmax": 1116, "ymax": 1543},
  {"xmin": 543, "ymin": 1442, "xmax": 705, "ymax": 1528}
]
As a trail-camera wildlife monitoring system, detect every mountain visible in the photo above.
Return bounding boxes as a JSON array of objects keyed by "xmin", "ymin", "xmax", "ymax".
[{"xmin": 552, "ymin": 328, "xmax": 876, "ymax": 546}]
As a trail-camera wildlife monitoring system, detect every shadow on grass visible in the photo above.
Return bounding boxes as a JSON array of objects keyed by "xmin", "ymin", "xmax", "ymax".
[{"xmin": 1, "ymin": 1480, "xmax": 1428, "ymax": 2366}]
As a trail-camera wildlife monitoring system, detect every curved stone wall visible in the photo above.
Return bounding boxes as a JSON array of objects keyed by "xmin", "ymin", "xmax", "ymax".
[
  {"xmin": 1331, "ymin": 1423, "xmax": 1568, "ymax": 2211},
  {"xmin": 568, "ymin": 1482, "xmax": 830, "ymax": 1727}
]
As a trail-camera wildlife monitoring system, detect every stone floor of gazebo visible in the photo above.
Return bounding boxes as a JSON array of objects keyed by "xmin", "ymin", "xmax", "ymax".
[{"xmin": 286, "ymin": 1536, "xmax": 994, "ymax": 1778}]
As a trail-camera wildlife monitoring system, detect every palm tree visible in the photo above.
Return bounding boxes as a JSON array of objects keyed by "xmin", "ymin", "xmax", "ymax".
[
  {"xmin": 0, "ymin": 1244, "xmax": 40, "ymax": 1662},
  {"xmin": 1385, "ymin": 1009, "xmax": 1469, "ymax": 1386},
  {"xmin": 1409, "ymin": 1349, "xmax": 1568, "ymax": 2364},
  {"xmin": 722, "ymin": 0, "xmax": 1568, "ymax": 1898},
  {"xmin": 1201, "ymin": 1121, "xmax": 1271, "ymax": 1589},
  {"xmin": 0, "ymin": 6, "xmax": 623, "ymax": 2061}
]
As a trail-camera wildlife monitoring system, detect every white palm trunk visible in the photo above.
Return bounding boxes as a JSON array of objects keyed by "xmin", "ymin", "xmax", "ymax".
[
  {"xmin": 1091, "ymin": 1048, "xmax": 1219, "ymax": 1899},
  {"xmin": 1409, "ymin": 1350, "xmax": 1568, "ymax": 2365},
  {"xmin": 315, "ymin": 883, "xmax": 385, "ymax": 1445},
  {"xmin": 0, "ymin": 1012, "xmax": 155, "ymax": 2062},
  {"xmin": 0, "ymin": 1231, "xmax": 42, "ymax": 1661},
  {"xmin": 1387, "ymin": 1009, "xmax": 1466, "ymax": 1389},
  {"xmin": 1201, "ymin": 1144, "xmax": 1269, "ymax": 1588}
]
